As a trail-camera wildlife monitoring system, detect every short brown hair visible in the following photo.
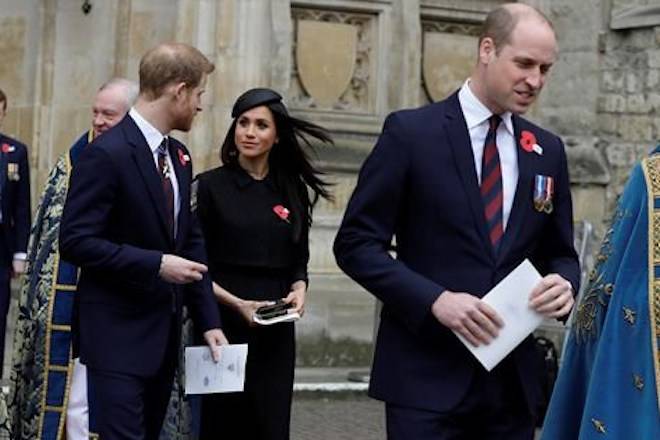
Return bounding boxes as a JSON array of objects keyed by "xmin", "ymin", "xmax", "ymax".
[
  {"xmin": 479, "ymin": 4, "xmax": 553, "ymax": 54},
  {"xmin": 139, "ymin": 43, "xmax": 215, "ymax": 99},
  {"xmin": 0, "ymin": 88, "xmax": 6, "ymax": 111}
]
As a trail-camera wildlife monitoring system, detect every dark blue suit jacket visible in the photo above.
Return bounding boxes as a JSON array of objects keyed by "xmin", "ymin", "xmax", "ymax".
[
  {"xmin": 334, "ymin": 93, "xmax": 579, "ymax": 416},
  {"xmin": 0, "ymin": 133, "xmax": 30, "ymax": 266},
  {"xmin": 60, "ymin": 115, "xmax": 220, "ymax": 377}
]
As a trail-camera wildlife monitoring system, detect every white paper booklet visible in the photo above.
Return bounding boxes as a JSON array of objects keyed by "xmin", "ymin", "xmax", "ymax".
[
  {"xmin": 253, "ymin": 311, "xmax": 300, "ymax": 326},
  {"xmin": 185, "ymin": 344, "xmax": 248, "ymax": 394},
  {"xmin": 454, "ymin": 259, "xmax": 544, "ymax": 371}
]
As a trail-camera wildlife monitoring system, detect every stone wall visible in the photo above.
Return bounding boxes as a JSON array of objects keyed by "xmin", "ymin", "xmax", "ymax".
[{"xmin": 598, "ymin": 2, "xmax": 660, "ymax": 209}]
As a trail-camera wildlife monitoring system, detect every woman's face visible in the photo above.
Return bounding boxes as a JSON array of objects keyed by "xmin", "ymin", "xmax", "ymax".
[{"xmin": 234, "ymin": 105, "xmax": 278, "ymax": 162}]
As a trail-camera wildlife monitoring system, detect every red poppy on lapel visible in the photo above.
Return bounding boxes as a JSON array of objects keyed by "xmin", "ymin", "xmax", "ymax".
[
  {"xmin": 1, "ymin": 143, "xmax": 15, "ymax": 153},
  {"xmin": 520, "ymin": 130, "xmax": 543, "ymax": 155},
  {"xmin": 519, "ymin": 131, "xmax": 536, "ymax": 152},
  {"xmin": 177, "ymin": 149, "xmax": 190, "ymax": 166},
  {"xmin": 273, "ymin": 205, "xmax": 290, "ymax": 223}
]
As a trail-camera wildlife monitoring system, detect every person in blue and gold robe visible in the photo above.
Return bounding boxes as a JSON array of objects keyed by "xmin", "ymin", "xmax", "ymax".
[{"xmin": 541, "ymin": 147, "xmax": 660, "ymax": 439}]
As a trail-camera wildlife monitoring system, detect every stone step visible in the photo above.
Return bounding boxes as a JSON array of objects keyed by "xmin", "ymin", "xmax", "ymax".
[{"xmin": 294, "ymin": 367, "xmax": 370, "ymax": 393}]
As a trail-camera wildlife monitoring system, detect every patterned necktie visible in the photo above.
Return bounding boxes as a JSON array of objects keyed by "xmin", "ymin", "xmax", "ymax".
[
  {"xmin": 481, "ymin": 115, "xmax": 503, "ymax": 253},
  {"xmin": 157, "ymin": 138, "xmax": 175, "ymax": 238}
]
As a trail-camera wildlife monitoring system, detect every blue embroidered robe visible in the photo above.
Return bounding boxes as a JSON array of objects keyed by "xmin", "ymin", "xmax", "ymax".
[{"xmin": 541, "ymin": 150, "xmax": 660, "ymax": 439}]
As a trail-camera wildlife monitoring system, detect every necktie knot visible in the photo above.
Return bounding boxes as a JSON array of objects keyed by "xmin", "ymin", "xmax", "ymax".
[
  {"xmin": 488, "ymin": 114, "xmax": 502, "ymax": 131},
  {"xmin": 158, "ymin": 138, "xmax": 168, "ymax": 156}
]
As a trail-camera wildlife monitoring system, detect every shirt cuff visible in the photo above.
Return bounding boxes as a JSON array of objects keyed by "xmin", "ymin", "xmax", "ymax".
[{"xmin": 13, "ymin": 253, "xmax": 27, "ymax": 261}]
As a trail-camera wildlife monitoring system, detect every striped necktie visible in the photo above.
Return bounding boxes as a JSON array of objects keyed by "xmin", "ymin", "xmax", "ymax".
[{"xmin": 481, "ymin": 115, "xmax": 503, "ymax": 253}]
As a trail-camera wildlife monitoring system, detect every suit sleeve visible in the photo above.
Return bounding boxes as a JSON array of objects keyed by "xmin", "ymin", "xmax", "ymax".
[
  {"xmin": 531, "ymin": 137, "xmax": 581, "ymax": 295},
  {"xmin": 181, "ymin": 176, "xmax": 221, "ymax": 332},
  {"xmin": 291, "ymin": 220, "xmax": 309, "ymax": 285},
  {"xmin": 334, "ymin": 113, "xmax": 444, "ymax": 335},
  {"xmin": 59, "ymin": 145, "xmax": 162, "ymax": 291},
  {"xmin": 12, "ymin": 143, "xmax": 31, "ymax": 255},
  {"xmin": 291, "ymin": 183, "xmax": 310, "ymax": 285}
]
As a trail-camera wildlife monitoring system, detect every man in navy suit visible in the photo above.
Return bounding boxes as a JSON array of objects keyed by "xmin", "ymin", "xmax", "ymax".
[
  {"xmin": 60, "ymin": 43, "xmax": 227, "ymax": 439},
  {"xmin": 0, "ymin": 88, "xmax": 30, "ymax": 377},
  {"xmin": 334, "ymin": 4, "xmax": 579, "ymax": 439}
]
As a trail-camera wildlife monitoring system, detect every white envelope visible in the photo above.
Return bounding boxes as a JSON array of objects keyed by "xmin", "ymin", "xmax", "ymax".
[{"xmin": 454, "ymin": 259, "xmax": 544, "ymax": 371}]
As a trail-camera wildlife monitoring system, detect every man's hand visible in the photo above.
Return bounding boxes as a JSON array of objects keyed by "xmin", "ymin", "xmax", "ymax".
[
  {"xmin": 203, "ymin": 328, "xmax": 229, "ymax": 363},
  {"xmin": 529, "ymin": 274, "xmax": 574, "ymax": 319},
  {"xmin": 158, "ymin": 254, "xmax": 207, "ymax": 284},
  {"xmin": 431, "ymin": 290, "xmax": 504, "ymax": 347},
  {"xmin": 11, "ymin": 259, "xmax": 26, "ymax": 278}
]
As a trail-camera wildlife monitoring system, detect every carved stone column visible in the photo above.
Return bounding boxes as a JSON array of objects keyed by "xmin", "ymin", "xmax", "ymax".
[
  {"xmin": 32, "ymin": 0, "xmax": 127, "ymax": 190},
  {"xmin": 388, "ymin": 0, "xmax": 422, "ymax": 109},
  {"xmin": 170, "ymin": 0, "xmax": 220, "ymax": 168}
]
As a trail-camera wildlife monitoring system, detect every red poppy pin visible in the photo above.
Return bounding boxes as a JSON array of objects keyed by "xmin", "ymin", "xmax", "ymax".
[
  {"xmin": 1, "ymin": 143, "xmax": 15, "ymax": 153},
  {"xmin": 177, "ymin": 149, "xmax": 190, "ymax": 166},
  {"xmin": 273, "ymin": 205, "xmax": 290, "ymax": 223},
  {"xmin": 519, "ymin": 130, "xmax": 543, "ymax": 155}
]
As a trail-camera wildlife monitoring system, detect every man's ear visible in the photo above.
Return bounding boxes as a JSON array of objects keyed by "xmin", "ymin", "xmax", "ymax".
[
  {"xmin": 478, "ymin": 37, "xmax": 497, "ymax": 65},
  {"xmin": 172, "ymin": 81, "xmax": 188, "ymax": 100}
]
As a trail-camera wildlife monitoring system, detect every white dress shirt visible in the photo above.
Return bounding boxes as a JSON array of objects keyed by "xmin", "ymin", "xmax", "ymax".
[
  {"xmin": 457, "ymin": 80, "xmax": 518, "ymax": 230},
  {"xmin": 129, "ymin": 108, "xmax": 181, "ymax": 233}
]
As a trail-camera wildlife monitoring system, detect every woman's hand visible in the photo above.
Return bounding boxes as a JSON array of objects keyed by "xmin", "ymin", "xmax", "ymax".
[
  {"xmin": 234, "ymin": 299, "xmax": 274, "ymax": 326},
  {"xmin": 283, "ymin": 280, "xmax": 307, "ymax": 317},
  {"xmin": 212, "ymin": 281, "xmax": 272, "ymax": 326}
]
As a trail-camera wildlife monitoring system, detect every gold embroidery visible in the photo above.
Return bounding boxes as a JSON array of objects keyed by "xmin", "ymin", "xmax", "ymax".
[
  {"xmin": 574, "ymin": 216, "xmax": 621, "ymax": 341},
  {"xmin": 37, "ymin": 153, "xmax": 77, "ymax": 440},
  {"xmin": 642, "ymin": 156, "xmax": 660, "ymax": 415},
  {"xmin": 47, "ymin": 365, "xmax": 69, "ymax": 373},
  {"xmin": 623, "ymin": 307, "xmax": 637, "ymax": 325},
  {"xmin": 591, "ymin": 418, "xmax": 607, "ymax": 434},
  {"xmin": 633, "ymin": 374, "xmax": 644, "ymax": 390}
]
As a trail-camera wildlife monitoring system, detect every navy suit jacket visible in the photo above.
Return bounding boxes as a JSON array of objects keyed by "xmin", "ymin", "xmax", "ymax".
[
  {"xmin": 334, "ymin": 93, "xmax": 579, "ymax": 415},
  {"xmin": 0, "ymin": 133, "xmax": 30, "ymax": 265},
  {"xmin": 60, "ymin": 115, "xmax": 220, "ymax": 377}
]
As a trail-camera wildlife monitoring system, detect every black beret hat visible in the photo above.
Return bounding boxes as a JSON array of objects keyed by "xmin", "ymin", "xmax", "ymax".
[{"xmin": 231, "ymin": 88, "xmax": 289, "ymax": 118}]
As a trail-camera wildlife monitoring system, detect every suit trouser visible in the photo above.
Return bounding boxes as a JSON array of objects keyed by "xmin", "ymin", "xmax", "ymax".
[
  {"xmin": 87, "ymin": 320, "xmax": 177, "ymax": 440},
  {"xmin": 385, "ymin": 360, "xmax": 535, "ymax": 440}
]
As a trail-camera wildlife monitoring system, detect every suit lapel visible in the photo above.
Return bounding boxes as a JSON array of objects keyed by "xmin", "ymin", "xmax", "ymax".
[
  {"xmin": 0, "ymin": 136, "xmax": 9, "ymax": 194},
  {"xmin": 497, "ymin": 115, "xmax": 534, "ymax": 261},
  {"xmin": 168, "ymin": 141, "xmax": 189, "ymax": 247},
  {"xmin": 444, "ymin": 94, "xmax": 494, "ymax": 260},
  {"xmin": 123, "ymin": 117, "xmax": 173, "ymax": 244},
  {"xmin": 0, "ymin": 147, "xmax": 6, "ymax": 195}
]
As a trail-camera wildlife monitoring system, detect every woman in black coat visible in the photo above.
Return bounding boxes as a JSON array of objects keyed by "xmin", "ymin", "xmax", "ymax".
[{"xmin": 196, "ymin": 88, "xmax": 332, "ymax": 439}]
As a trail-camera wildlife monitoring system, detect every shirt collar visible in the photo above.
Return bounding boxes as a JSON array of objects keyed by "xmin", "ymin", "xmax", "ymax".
[
  {"xmin": 458, "ymin": 79, "xmax": 514, "ymax": 136},
  {"xmin": 129, "ymin": 107, "xmax": 167, "ymax": 154},
  {"xmin": 230, "ymin": 164, "xmax": 276, "ymax": 190}
]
